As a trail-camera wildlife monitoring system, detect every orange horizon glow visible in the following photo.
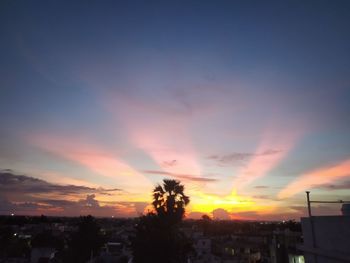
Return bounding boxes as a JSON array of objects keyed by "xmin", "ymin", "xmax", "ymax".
[{"xmin": 188, "ymin": 189, "xmax": 278, "ymax": 217}]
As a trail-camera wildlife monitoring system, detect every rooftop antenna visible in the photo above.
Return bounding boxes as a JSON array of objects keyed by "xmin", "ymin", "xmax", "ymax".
[{"xmin": 306, "ymin": 191, "xmax": 350, "ymax": 217}]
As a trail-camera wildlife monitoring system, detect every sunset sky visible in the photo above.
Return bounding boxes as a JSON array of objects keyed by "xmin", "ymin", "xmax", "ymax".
[{"xmin": 1, "ymin": 1, "xmax": 350, "ymax": 220}]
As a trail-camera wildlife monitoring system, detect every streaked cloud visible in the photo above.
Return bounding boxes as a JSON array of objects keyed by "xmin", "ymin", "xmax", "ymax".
[
  {"xmin": 0, "ymin": 195, "xmax": 119, "ymax": 217},
  {"xmin": 254, "ymin": 185, "xmax": 270, "ymax": 189},
  {"xmin": 0, "ymin": 170, "xmax": 121, "ymax": 196},
  {"xmin": 320, "ymin": 181, "xmax": 350, "ymax": 190},
  {"xmin": 208, "ymin": 149, "xmax": 282, "ymax": 166},
  {"xmin": 143, "ymin": 170, "xmax": 218, "ymax": 182},
  {"xmin": 162, "ymin": 159, "xmax": 178, "ymax": 168}
]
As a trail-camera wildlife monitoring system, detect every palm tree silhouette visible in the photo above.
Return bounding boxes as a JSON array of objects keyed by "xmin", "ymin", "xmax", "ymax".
[
  {"xmin": 152, "ymin": 179, "xmax": 190, "ymax": 224},
  {"xmin": 132, "ymin": 179, "xmax": 192, "ymax": 263}
]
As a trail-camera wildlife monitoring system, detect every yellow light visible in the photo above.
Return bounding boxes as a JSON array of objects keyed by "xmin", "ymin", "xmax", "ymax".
[
  {"xmin": 187, "ymin": 189, "xmax": 277, "ymax": 218},
  {"xmin": 190, "ymin": 190, "xmax": 255, "ymax": 214}
]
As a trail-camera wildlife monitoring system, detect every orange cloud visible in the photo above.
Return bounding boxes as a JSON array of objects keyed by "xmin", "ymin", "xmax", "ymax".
[{"xmin": 278, "ymin": 159, "xmax": 350, "ymax": 199}]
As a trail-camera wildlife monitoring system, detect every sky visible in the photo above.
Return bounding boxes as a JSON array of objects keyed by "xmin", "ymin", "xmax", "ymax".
[{"xmin": 1, "ymin": 0, "xmax": 350, "ymax": 220}]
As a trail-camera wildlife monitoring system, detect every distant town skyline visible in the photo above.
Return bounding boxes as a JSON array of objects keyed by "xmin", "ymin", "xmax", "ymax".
[{"xmin": 1, "ymin": 1, "xmax": 350, "ymax": 220}]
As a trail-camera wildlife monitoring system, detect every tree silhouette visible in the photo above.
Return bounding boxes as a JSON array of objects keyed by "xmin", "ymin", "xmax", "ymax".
[
  {"xmin": 132, "ymin": 179, "xmax": 192, "ymax": 263},
  {"xmin": 152, "ymin": 179, "xmax": 190, "ymax": 225},
  {"xmin": 64, "ymin": 215, "xmax": 104, "ymax": 263}
]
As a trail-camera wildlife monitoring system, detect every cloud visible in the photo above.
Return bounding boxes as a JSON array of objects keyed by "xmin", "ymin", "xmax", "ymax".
[
  {"xmin": 0, "ymin": 170, "xmax": 122, "ymax": 196},
  {"xmin": 162, "ymin": 160, "xmax": 178, "ymax": 168},
  {"xmin": 142, "ymin": 170, "xmax": 218, "ymax": 182},
  {"xmin": 0, "ymin": 181, "xmax": 151, "ymax": 217},
  {"xmin": 40, "ymin": 199, "xmax": 76, "ymax": 207},
  {"xmin": 252, "ymin": 195, "xmax": 272, "ymax": 200},
  {"xmin": 291, "ymin": 205, "xmax": 342, "ymax": 216},
  {"xmin": 212, "ymin": 208, "xmax": 231, "ymax": 220},
  {"xmin": 254, "ymin": 185, "xmax": 270, "ymax": 189},
  {"xmin": 41, "ymin": 197, "xmax": 149, "ymax": 217},
  {"xmin": 278, "ymin": 159, "xmax": 350, "ymax": 199},
  {"xmin": 0, "ymin": 171, "xmax": 153, "ymax": 217},
  {"xmin": 319, "ymin": 181, "xmax": 350, "ymax": 190},
  {"xmin": 0, "ymin": 197, "xmax": 15, "ymax": 212},
  {"xmin": 2, "ymin": 195, "xmax": 118, "ymax": 217},
  {"xmin": 208, "ymin": 149, "xmax": 282, "ymax": 166}
]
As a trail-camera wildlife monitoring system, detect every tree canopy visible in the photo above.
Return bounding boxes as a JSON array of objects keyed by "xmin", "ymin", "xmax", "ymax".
[
  {"xmin": 152, "ymin": 179, "xmax": 190, "ymax": 225},
  {"xmin": 132, "ymin": 179, "xmax": 192, "ymax": 263}
]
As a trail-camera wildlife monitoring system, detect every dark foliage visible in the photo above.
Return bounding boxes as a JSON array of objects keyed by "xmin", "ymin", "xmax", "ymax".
[
  {"xmin": 0, "ymin": 226, "xmax": 30, "ymax": 259},
  {"xmin": 132, "ymin": 179, "xmax": 192, "ymax": 263},
  {"xmin": 152, "ymin": 179, "xmax": 190, "ymax": 225},
  {"xmin": 63, "ymin": 215, "xmax": 105, "ymax": 263},
  {"xmin": 132, "ymin": 213, "xmax": 192, "ymax": 263},
  {"xmin": 31, "ymin": 231, "xmax": 64, "ymax": 249}
]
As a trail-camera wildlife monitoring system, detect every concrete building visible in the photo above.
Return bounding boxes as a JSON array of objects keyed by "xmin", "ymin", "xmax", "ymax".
[
  {"xmin": 299, "ymin": 215, "xmax": 350, "ymax": 263},
  {"xmin": 270, "ymin": 229, "xmax": 304, "ymax": 263}
]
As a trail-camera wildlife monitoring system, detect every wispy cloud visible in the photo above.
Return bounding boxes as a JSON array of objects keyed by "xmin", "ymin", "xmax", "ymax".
[
  {"xmin": 254, "ymin": 185, "xmax": 270, "ymax": 189},
  {"xmin": 162, "ymin": 159, "xmax": 178, "ymax": 168},
  {"xmin": 0, "ymin": 195, "xmax": 119, "ymax": 217},
  {"xmin": 143, "ymin": 170, "xmax": 218, "ymax": 182},
  {"xmin": 290, "ymin": 205, "xmax": 341, "ymax": 217},
  {"xmin": 278, "ymin": 159, "xmax": 350, "ymax": 199},
  {"xmin": 252, "ymin": 195, "xmax": 272, "ymax": 200},
  {"xmin": 208, "ymin": 149, "xmax": 282, "ymax": 166},
  {"xmin": 320, "ymin": 181, "xmax": 350, "ymax": 190}
]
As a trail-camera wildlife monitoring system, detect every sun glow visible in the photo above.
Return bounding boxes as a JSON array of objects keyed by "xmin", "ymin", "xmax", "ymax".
[{"xmin": 190, "ymin": 190, "xmax": 255, "ymax": 214}]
